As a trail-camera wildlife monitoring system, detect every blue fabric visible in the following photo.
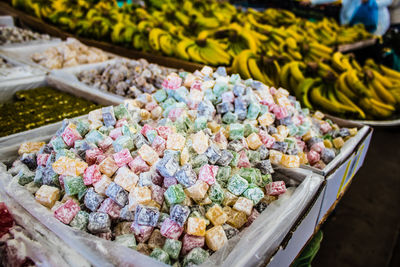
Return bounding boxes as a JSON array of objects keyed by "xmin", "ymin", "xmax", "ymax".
[{"xmin": 350, "ymin": 0, "xmax": 379, "ymax": 32}]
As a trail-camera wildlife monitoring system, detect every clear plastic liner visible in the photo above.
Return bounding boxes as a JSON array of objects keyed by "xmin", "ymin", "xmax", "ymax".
[
  {"xmin": 204, "ymin": 170, "xmax": 323, "ymax": 267},
  {"xmin": 0, "ymin": 188, "xmax": 90, "ymax": 267},
  {"xmin": 0, "ymin": 54, "xmax": 45, "ymax": 84}
]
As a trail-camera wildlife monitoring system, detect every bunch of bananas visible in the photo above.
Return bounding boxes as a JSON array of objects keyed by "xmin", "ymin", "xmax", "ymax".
[
  {"xmin": 233, "ymin": 49, "xmax": 400, "ymax": 120},
  {"xmin": 11, "ymin": 0, "xmax": 374, "ymax": 67}
]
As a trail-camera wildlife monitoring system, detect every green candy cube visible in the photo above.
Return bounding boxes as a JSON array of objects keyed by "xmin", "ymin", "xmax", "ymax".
[
  {"xmin": 244, "ymin": 123, "xmax": 258, "ymax": 137},
  {"xmin": 161, "ymin": 97, "xmax": 177, "ymax": 110},
  {"xmin": 150, "ymin": 248, "xmax": 171, "ymax": 264},
  {"xmin": 260, "ymin": 104, "xmax": 269, "ymax": 115},
  {"xmin": 163, "ymin": 238, "xmax": 182, "ymax": 260},
  {"xmin": 191, "ymin": 154, "xmax": 209, "ymax": 169},
  {"xmin": 247, "ymin": 150, "xmax": 261, "ymax": 164},
  {"xmin": 164, "ymin": 184, "xmax": 185, "ymax": 204},
  {"xmin": 145, "ymin": 129, "xmax": 158, "ymax": 143},
  {"xmin": 113, "ymin": 135, "xmax": 134, "ymax": 152},
  {"xmin": 213, "ymin": 82, "xmax": 228, "ymax": 97},
  {"xmin": 114, "ymin": 104, "xmax": 131, "ymax": 120},
  {"xmin": 222, "ymin": 112, "xmax": 238, "ymax": 124},
  {"xmin": 98, "ymin": 126, "xmax": 112, "ymax": 136},
  {"xmin": 154, "ymin": 89, "xmax": 168, "ymax": 103},
  {"xmin": 85, "ymin": 130, "xmax": 104, "ymax": 145},
  {"xmin": 229, "ymin": 123, "xmax": 244, "ymax": 140},
  {"xmin": 243, "ymin": 184, "xmax": 265, "ymax": 205},
  {"xmin": 173, "ymin": 87, "xmax": 189, "ymax": 102},
  {"xmin": 76, "ymin": 119, "xmax": 90, "ymax": 136},
  {"xmin": 115, "ymin": 234, "xmax": 137, "ymax": 249},
  {"xmin": 50, "ymin": 136, "xmax": 67, "ymax": 152},
  {"xmin": 209, "ymin": 182, "xmax": 225, "ymax": 203},
  {"xmin": 229, "ymin": 151, "xmax": 239, "ymax": 167},
  {"xmin": 258, "ymin": 174, "xmax": 272, "ymax": 187},
  {"xmin": 179, "ymin": 71, "xmax": 188, "ymax": 79},
  {"xmin": 247, "ymin": 102, "xmax": 261, "ymax": 120},
  {"xmin": 216, "ymin": 166, "xmax": 231, "ymax": 186},
  {"xmin": 63, "ymin": 176, "xmax": 86, "ymax": 196},
  {"xmin": 121, "ymin": 125, "xmax": 134, "ymax": 138},
  {"xmin": 238, "ymin": 168, "xmax": 260, "ymax": 184},
  {"xmin": 183, "ymin": 247, "xmax": 209, "ymax": 267},
  {"xmin": 230, "ymin": 74, "xmax": 241, "ymax": 84},
  {"xmin": 302, "ymin": 108, "xmax": 310, "ymax": 116},
  {"xmin": 70, "ymin": 211, "xmax": 89, "ymax": 231},
  {"xmin": 227, "ymin": 174, "xmax": 249, "ymax": 196},
  {"xmin": 16, "ymin": 168, "xmax": 35, "ymax": 186},
  {"xmin": 194, "ymin": 116, "xmax": 207, "ymax": 132},
  {"xmin": 288, "ymin": 124, "xmax": 298, "ymax": 136},
  {"xmin": 56, "ymin": 149, "xmax": 76, "ymax": 160}
]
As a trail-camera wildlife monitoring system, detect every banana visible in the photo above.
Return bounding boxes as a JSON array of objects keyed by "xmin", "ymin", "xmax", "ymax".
[
  {"xmin": 336, "ymin": 72, "xmax": 357, "ymax": 100},
  {"xmin": 248, "ymin": 57, "xmax": 273, "ymax": 85},
  {"xmin": 345, "ymin": 70, "xmax": 371, "ymax": 98},
  {"xmin": 159, "ymin": 34, "xmax": 175, "ymax": 56},
  {"xmin": 380, "ymin": 64, "xmax": 400, "ymax": 80},
  {"xmin": 335, "ymin": 90, "xmax": 366, "ymax": 119},
  {"xmin": 280, "ymin": 62, "xmax": 292, "ymax": 90},
  {"xmin": 370, "ymin": 78, "xmax": 397, "ymax": 105},
  {"xmin": 369, "ymin": 69, "xmax": 393, "ymax": 88},
  {"xmin": 359, "ymin": 98, "xmax": 393, "ymax": 119},
  {"xmin": 332, "ymin": 52, "xmax": 346, "ymax": 72},
  {"xmin": 309, "ymin": 42, "xmax": 333, "ymax": 55},
  {"xmin": 187, "ymin": 44, "xmax": 204, "ymax": 64},
  {"xmin": 310, "ymin": 85, "xmax": 354, "ymax": 115},
  {"xmin": 289, "ymin": 62, "xmax": 305, "ymax": 83},
  {"xmin": 149, "ymin": 28, "xmax": 166, "ymax": 51},
  {"xmin": 297, "ymin": 78, "xmax": 315, "ymax": 109},
  {"xmin": 175, "ymin": 39, "xmax": 192, "ymax": 61},
  {"xmin": 236, "ymin": 50, "xmax": 253, "ymax": 79}
]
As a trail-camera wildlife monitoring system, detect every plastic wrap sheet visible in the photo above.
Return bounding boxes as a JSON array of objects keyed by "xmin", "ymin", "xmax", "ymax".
[
  {"xmin": 0, "ymin": 126, "xmax": 323, "ymax": 267},
  {"xmin": 301, "ymin": 116, "xmax": 371, "ymax": 176},
  {"xmin": 48, "ymin": 57, "xmax": 177, "ymax": 103},
  {"xmin": 204, "ymin": 169, "xmax": 323, "ymax": 267},
  {"xmin": 0, "ymin": 38, "xmax": 113, "ymax": 72},
  {"xmin": 0, "ymin": 15, "xmax": 14, "ymax": 27},
  {"xmin": 0, "ymin": 185, "xmax": 90, "ymax": 267},
  {"xmin": 0, "ymin": 53, "xmax": 45, "ymax": 84},
  {"xmin": 0, "ymin": 37, "xmax": 62, "ymax": 49},
  {"xmin": 0, "ymin": 165, "xmax": 167, "ymax": 267}
]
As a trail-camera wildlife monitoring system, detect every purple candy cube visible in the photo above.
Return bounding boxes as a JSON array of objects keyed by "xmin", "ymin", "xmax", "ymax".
[
  {"xmin": 135, "ymin": 205, "xmax": 160, "ymax": 227},
  {"xmin": 170, "ymin": 204, "xmax": 190, "ymax": 227}
]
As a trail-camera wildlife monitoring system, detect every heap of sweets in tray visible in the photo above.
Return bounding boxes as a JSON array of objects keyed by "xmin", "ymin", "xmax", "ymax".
[
  {"xmin": 0, "ymin": 26, "xmax": 51, "ymax": 45},
  {"xmin": 77, "ymin": 58, "xmax": 174, "ymax": 97},
  {"xmin": 0, "ymin": 87, "xmax": 101, "ymax": 137},
  {"xmin": 146, "ymin": 66, "xmax": 358, "ymax": 170},
  {"xmin": 9, "ymin": 100, "xmax": 287, "ymax": 266},
  {"xmin": 31, "ymin": 38, "xmax": 110, "ymax": 69}
]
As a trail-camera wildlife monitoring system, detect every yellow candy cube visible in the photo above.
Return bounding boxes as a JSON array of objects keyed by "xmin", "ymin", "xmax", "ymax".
[
  {"xmin": 205, "ymin": 225, "xmax": 228, "ymax": 251},
  {"xmin": 140, "ymin": 109, "xmax": 151, "ymax": 121},
  {"xmin": 349, "ymin": 128, "xmax": 358, "ymax": 136},
  {"xmin": 18, "ymin": 141, "xmax": 45, "ymax": 155},
  {"xmin": 222, "ymin": 189, "xmax": 238, "ymax": 206},
  {"xmin": 323, "ymin": 139, "xmax": 333, "ymax": 149},
  {"xmin": 225, "ymin": 207, "xmax": 248, "ymax": 229},
  {"xmin": 206, "ymin": 204, "xmax": 228, "ymax": 226},
  {"xmin": 52, "ymin": 156, "xmax": 88, "ymax": 177},
  {"xmin": 196, "ymin": 195, "xmax": 212, "ymax": 206},
  {"xmin": 185, "ymin": 180, "xmax": 209, "ymax": 201},
  {"xmin": 207, "ymin": 121, "xmax": 221, "ymax": 134},
  {"xmin": 313, "ymin": 111, "xmax": 325, "ymax": 120},
  {"xmin": 167, "ymin": 133, "xmax": 186, "ymax": 151},
  {"xmin": 281, "ymin": 154, "xmax": 300, "ymax": 168},
  {"xmin": 114, "ymin": 166, "xmax": 139, "ymax": 192},
  {"xmin": 184, "ymin": 73, "xmax": 197, "ymax": 87},
  {"xmin": 151, "ymin": 106, "xmax": 163, "ymax": 120},
  {"xmin": 333, "ymin": 137, "xmax": 345, "ymax": 149},
  {"xmin": 246, "ymin": 133, "xmax": 262, "ymax": 150},
  {"xmin": 128, "ymin": 186, "xmax": 152, "ymax": 211},
  {"xmin": 186, "ymin": 217, "xmax": 206, "ymax": 236},
  {"xmin": 260, "ymin": 195, "xmax": 278, "ymax": 205},
  {"xmin": 258, "ymin": 112, "xmax": 274, "ymax": 127},
  {"xmin": 35, "ymin": 185, "xmax": 60, "ymax": 208},
  {"xmin": 277, "ymin": 125, "xmax": 289, "ymax": 138},
  {"xmin": 88, "ymin": 109, "xmax": 102, "ymax": 123},
  {"xmin": 98, "ymin": 156, "xmax": 118, "ymax": 177},
  {"xmin": 93, "ymin": 175, "xmax": 112, "ymax": 195},
  {"xmin": 269, "ymin": 150, "xmax": 283, "ymax": 165},
  {"xmin": 138, "ymin": 144, "xmax": 159, "ymax": 166},
  {"xmin": 192, "ymin": 131, "xmax": 209, "ymax": 154},
  {"xmin": 180, "ymin": 146, "xmax": 190, "ymax": 166},
  {"xmin": 302, "ymin": 131, "xmax": 314, "ymax": 142},
  {"xmin": 272, "ymin": 134, "xmax": 284, "ymax": 142},
  {"xmin": 298, "ymin": 152, "xmax": 308, "ymax": 165},
  {"xmin": 182, "ymin": 193, "xmax": 193, "ymax": 206},
  {"xmin": 233, "ymin": 197, "xmax": 253, "ymax": 216}
]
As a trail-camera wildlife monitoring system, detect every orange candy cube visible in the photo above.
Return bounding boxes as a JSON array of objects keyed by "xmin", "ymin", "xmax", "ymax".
[
  {"xmin": 186, "ymin": 217, "xmax": 206, "ymax": 236},
  {"xmin": 206, "ymin": 204, "xmax": 228, "ymax": 226}
]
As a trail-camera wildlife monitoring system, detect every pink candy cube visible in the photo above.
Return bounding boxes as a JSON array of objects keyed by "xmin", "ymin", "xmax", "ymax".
[
  {"xmin": 151, "ymin": 136, "xmax": 166, "ymax": 157},
  {"xmin": 145, "ymin": 101, "xmax": 158, "ymax": 111},
  {"xmin": 156, "ymin": 126, "xmax": 172, "ymax": 140},
  {"xmin": 162, "ymin": 74, "xmax": 182, "ymax": 90},
  {"xmin": 86, "ymin": 148, "xmax": 103, "ymax": 165},
  {"xmin": 141, "ymin": 124, "xmax": 154, "ymax": 136},
  {"xmin": 266, "ymin": 181, "xmax": 287, "ymax": 196},
  {"xmin": 98, "ymin": 136, "xmax": 113, "ymax": 152},
  {"xmin": 259, "ymin": 130, "xmax": 275, "ymax": 148},
  {"xmin": 237, "ymin": 150, "xmax": 251, "ymax": 168},
  {"xmin": 311, "ymin": 142, "xmax": 325, "ymax": 154},
  {"xmin": 128, "ymin": 156, "xmax": 150, "ymax": 174},
  {"xmin": 115, "ymin": 119, "xmax": 128, "ymax": 128},
  {"xmin": 113, "ymin": 148, "xmax": 134, "ymax": 167},
  {"xmin": 213, "ymin": 131, "xmax": 228, "ymax": 149},
  {"xmin": 182, "ymin": 234, "xmax": 205, "ymax": 255},
  {"xmin": 221, "ymin": 91, "xmax": 235, "ymax": 103},
  {"xmin": 160, "ymin": 218, "xmax": 184, "ymax": 240},
  {"xmin": 272, "ymin": 105, "xmax": 288, "ymax": 120},
  {"xmin": 168, "ymin": 108, "xmax": 184, "ymax": 122},
  {"xmin": 131, "ymin": 221, "xmax": 154, "ymax": 243},
  {"xmin": 151, "ymin": 184, "xmax": 165, "ymax": 205},
  {"xmin": 109, "ymin": 128, "xmax": 123, "ymax": 140},
  {"xmin": 190, "ymin": 80, "xmax": 202, "ymax": 91},
  {"xmin": 198, "ymin": 164, "xmax": 218, "ymax": 185},
  {"xmin": 98, "ymin": 198, "xmax": 121, "ymax": 219},
  {"xmin": 62, "ymin": 126, "xmax": 82, "ymax": 147},
  {"xmin": 83, "ymin": 164, "xmax": 102, "ymax": 185},
  {"xmin": 307, "ymin": 150, "xmax": 320, "ymax": 165},
  {"xmin": 54, "ymin": 199, "xmax": 80, "ymax": 224},
  {"xmin": 320, "ymin": 122, "xmax": 332, "ymax": 134},
  {"xmin": 296, "ymin": 139, "xmax": 306, "ymax": 152},
  {"xmin": 37, "ymin": 154, "xmax": 49, "ymax": 167}
]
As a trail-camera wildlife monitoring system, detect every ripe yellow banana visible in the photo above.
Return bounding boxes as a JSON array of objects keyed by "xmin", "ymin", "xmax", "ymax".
[{"xmin": 370, "ymin": 78, "xmax": 397, "ymax": 105}]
